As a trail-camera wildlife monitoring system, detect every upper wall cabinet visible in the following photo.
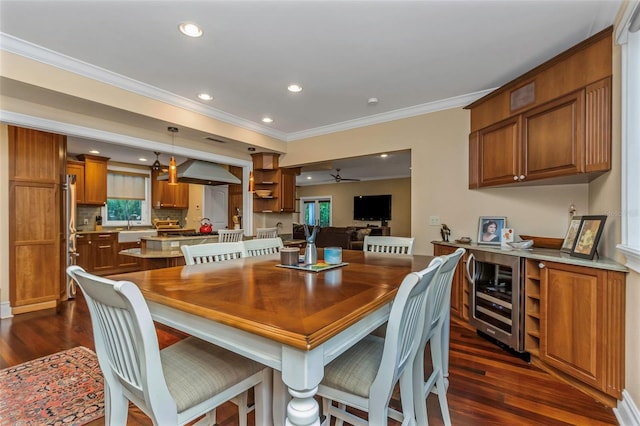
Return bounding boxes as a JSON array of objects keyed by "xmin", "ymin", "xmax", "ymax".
[
  {"xmin": 251, "ymin": 153, "xmax": 300, "ymax": 213},
  {"xmin": 466, "ymin": 27, "xmax": 612, "ymax": 189},
  {"xmin": 151, "ymin": 169, "xmax": 189, "ymax": 209},
  {"xmin": 71, "ymin": 154, "xmax": 109, "ymax": 205}
]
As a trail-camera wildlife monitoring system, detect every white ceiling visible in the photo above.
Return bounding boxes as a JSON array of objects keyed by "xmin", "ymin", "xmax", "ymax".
[{"xmin": 0, "ymin": 0, "xmax": 623, "ymax": 184}]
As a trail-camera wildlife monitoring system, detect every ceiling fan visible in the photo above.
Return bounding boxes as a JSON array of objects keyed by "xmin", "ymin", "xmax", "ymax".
[{"xmin": 330, "ymin": 168, "xmax": 360, "ymax": 183}]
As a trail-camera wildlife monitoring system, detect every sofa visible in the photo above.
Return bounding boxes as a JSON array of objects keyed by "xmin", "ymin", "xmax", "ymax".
[{"xmin": 292, "ymin": 224, "xmax": 390, "ymax": 250}]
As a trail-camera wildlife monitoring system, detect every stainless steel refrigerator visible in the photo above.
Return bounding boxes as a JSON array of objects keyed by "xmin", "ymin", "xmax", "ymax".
[{"xmin": 64, "ymin": 174, "xmax": 78, "ymax": 298}]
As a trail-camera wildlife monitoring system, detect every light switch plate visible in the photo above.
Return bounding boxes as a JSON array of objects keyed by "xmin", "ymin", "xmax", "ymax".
[{"xmin": 429, "ymin": 216, "xmax": 441, "ymax": 226}]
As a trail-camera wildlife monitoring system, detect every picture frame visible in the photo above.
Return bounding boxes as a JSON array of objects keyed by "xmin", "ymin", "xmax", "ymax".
[
  {"xmin": 569, "ymin": 215, "xmax": 607, "ymax": 260},
  {"xmin": 477, "ymin": 216, "xmax": 507, "ymax": 245},
  {"xmin": 560, "ymin": 216, "xmax": 582, "ymax": 253}
]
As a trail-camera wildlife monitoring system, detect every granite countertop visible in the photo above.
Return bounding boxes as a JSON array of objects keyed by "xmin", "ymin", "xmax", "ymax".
[
  {"xmin": 119, "ymin": 248, "xmax": 184, "ymax": 258},
  {"xmin": 432, "ymin": 240, "xmax": 628, "ymax": 273}
]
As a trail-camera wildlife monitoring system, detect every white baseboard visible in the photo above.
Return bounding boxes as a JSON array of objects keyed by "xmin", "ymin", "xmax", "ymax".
[
  {"xmin": 615, "ymin": 390, "xmax": 640, "ymax": 426},
  {"xmin": 0, "ymin": 301, "xmax": 13, "ymax": 319}
]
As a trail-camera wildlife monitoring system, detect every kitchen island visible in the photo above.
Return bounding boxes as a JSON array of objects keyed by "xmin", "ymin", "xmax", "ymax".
[{"xmin": 119, "ymin": 233, "xmax": 220, "ymax": 270}]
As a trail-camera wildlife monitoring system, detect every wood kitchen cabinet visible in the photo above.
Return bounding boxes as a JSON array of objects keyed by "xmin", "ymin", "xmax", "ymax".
[
  {"xmin": 117, "ymin": 241, "xmax": 141, "ymax": 271},
  {"xmin": 279, "ymin": 168, "xmax": 299, "ymax": 212},
  {"xmin": 525, "ymin": 259, "xmax": 625, "ymax": 407},
  {"xmin": 227, "ymin": 166, "xmax": 244, "ymax": 229},
  {"xmin": 467, "ymin": 28, "xmax": 612, "ymax": 189},
  {"xmin": 76, "ymin": 154, "xmax": 109, "ymax": 205},
  {"xmin": 433, "ymin": 243, "xmax": 469, "ymax": 321},
  {"xmin": 151, "ymin": 169, "xmax": 189, "ymax": 209},
  {"xmin": 251, "ymin": 153, "xmax": 299, "ymax": 213},
  {"xmin": 8, "ymin": 125, "xmax": 66, "ymax": 314},
  {"xmin": 66, "ymin": 160, "xmax": 85, "ymax": 204},
  {"xmin": 75, "ymin": 232, "xmax": 118, "ymax": 275}
]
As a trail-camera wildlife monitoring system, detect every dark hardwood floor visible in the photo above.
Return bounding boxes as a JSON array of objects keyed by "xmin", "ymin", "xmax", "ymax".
[{"xmin": 0, "ymin": 294, "xmax": 617, "ymax": 425}]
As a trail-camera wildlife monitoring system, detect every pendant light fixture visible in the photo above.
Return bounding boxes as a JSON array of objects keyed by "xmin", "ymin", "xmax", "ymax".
[
  {"xmin": 151, "ymin": 151, "xmax": 162, "ymax": 172},
  {"xmin": 248, "ymin": 170, "xmax": 255, "ymax": 193},
  {"xmin": 167, "ymin": 126, "xmax": 178, "ymax": 185}
]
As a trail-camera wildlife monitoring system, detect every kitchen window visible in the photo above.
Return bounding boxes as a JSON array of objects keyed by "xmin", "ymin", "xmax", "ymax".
[
  {"xmin": 617, "ymin": 2, "xmax": 640, "ymax": 272},
  {"xmin": 103, "ymin": 167, "xmax": 151, "ymax": 227}
]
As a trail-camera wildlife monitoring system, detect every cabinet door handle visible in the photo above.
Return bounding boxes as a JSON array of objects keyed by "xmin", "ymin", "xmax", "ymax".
[
  {"xmin": 98, "ymin": 245, "xmax": 111, "ymax": 249},
  {"xmin": 519, "ymin": 175, "xmax": 526, "ymax": 180},
  {"xmin": 513, "ymin": 176, "xmax": 519, "ymax": 181},
  {"xmin": 539, "ymin": 262, "xmax": 545, "ymax": 269}
]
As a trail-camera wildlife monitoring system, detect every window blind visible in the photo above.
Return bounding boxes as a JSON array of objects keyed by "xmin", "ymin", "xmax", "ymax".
[{"xmin": 107, "ymin": 171, "xmax": 146, "ymax": 200}]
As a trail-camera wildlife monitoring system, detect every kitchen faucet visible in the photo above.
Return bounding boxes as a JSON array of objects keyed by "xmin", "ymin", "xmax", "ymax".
[{"xmin": 127, "ymin": 214, "xmax": 136, "ymax": 230}]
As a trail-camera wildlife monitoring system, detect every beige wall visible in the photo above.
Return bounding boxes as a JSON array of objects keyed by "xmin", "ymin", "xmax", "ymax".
[
  {"xmin": 297, "ymin": 178, "xmax": 411, "ymax": 236},
  {"xmin": 281, "ymin": 109, "xmax": 590, "ymax": 255}
]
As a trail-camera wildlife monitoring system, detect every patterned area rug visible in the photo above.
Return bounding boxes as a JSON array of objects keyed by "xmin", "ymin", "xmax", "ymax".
[{"xmin": 0, "ymin": 346, "xmax": 104, "ymax": 425}]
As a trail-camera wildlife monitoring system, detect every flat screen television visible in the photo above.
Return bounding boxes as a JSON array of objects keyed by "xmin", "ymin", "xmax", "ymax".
[{"xmin": 353, "ymin": 194, "xmax": 392, "ymax": 221}]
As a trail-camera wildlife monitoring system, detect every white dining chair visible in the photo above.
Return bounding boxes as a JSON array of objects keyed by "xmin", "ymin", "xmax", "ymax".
[
  {"xmin": 218, "ymin": 229, "xmax": 244, "ymax": 242},
  {"xmin": 242, "ymin": 237, "xmax": 284, "ymax": 257},
  {"xmin": 66, "ymin": 265, "xmax": 272, "ymax": 426},
  {"xmin": 256, "ymin": 227, "xmax": 278, "ymax": 239},
  {"xmin": 317, "ymin": 256, "xmax": 445, "ymax": 425},
  {"xmin": 412, "ymin": 247, "xmax": 465, "ymax": 426},
  {"xmin": 363, "ymin": 235, "xmax": 415, "ymax": 255},
  {"xmin": 181, "ymin": 242, "xmax": 244, "ymax": 265}
]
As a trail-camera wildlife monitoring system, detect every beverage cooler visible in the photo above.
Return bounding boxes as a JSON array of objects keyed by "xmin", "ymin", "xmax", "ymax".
[{"xmin": 465, "ymin": 249, "xmax": 525, "ymax": 353}]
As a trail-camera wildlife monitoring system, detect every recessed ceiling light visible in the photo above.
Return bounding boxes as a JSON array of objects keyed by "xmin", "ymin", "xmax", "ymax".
[
  {"xmin": 248, "ymin": 147, "xmax": 256, "ymax": 152},
  {"xmin": 139, "ymin": 157, "xmax": 148, "ymax": 162},
  {"xmin": 367, "ymin": 97, "xmax": 379, "ymax": 105},
  {"xmin": 89, "ymin": 149, "xmax": 100, "ymax": 154},
  {"xmin": 307, "ymin": 176, "xmax": 312, "ymax": 180},
  {"xmin": 198, "ymin": 93, "xmax": 213, "ymax": 101},
  {"xmin": 287, "ymin": 84, "xmax": 303, "ymax": 93},
  {"xmin": 179, "ymin": 22, "xmax": 203, "ymax": 38},
  {"xmin": 262, "ymin": 117, "xmax": 273, "ymax": 123},
  {"xmin": 380, "ymin": 153, "xmax": 388, "ymax": 158}
]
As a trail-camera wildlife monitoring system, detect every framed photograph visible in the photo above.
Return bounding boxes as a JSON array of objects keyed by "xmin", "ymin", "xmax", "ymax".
[
  {"xmin": 477, "ymin": 216, "xmax": 507, "ymax": 245},
  {"xmin": 561, "ymin": 216, "xmax": 582, "ymax": 253},
  {"xmin": 570, "ymin": 215, "xmax": 607, "ymax": 260}
]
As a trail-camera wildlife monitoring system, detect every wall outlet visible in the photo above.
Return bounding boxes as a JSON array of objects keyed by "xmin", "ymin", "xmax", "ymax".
[
  {"xmin": 429, "ymin": 215, "xmax": 441, "ymax": 226},
  {"xmin": 83, "ymin": 218, "xmax": 89, "ymax": 225}
]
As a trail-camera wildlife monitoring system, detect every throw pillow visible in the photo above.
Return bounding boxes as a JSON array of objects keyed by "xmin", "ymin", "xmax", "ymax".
[{"xmin": 356, "ymin": 228, "xmax": 371, "ymax": 241}]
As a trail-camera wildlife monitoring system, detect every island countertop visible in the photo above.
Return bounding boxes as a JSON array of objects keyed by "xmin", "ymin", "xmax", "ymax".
[{"xmin": 119, "ymin": 248, "xmax": 184, "ymax": 259}]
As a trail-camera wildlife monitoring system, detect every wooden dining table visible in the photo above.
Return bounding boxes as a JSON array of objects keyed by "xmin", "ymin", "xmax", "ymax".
[{"xmin": 109, "ymin": 249, "xmax": 433, "ymax": 426}]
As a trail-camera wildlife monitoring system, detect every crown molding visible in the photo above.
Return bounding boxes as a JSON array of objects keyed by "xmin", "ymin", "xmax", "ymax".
[
  {"xmin": 2, "ymin": 33, "xmax": 493, "ymax": 143},
  {"xmin": 0, "ymin": 33, "xmax": 288, "ymax": 141},
  {"xmin": 285, "ymin": 89, "xmax": 495, "ymax": 141}
]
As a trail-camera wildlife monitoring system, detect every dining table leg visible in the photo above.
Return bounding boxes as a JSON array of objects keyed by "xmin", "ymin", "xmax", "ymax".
[{"xmin": 281, "ymin": 346, "xmax": 324, "ymax": 426}]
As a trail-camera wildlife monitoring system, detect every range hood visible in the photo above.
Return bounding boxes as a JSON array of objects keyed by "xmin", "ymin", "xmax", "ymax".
[{"xmin": 157, "ymin": 159, "xmax": 241, "ymax": 186}]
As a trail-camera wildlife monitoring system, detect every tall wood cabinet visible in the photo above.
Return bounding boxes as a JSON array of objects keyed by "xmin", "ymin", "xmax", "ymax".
[
  {"xmin": 8, "ymin": 126, "xmax": 66, "ymax": 314},
  {"xmin": 467, "ymin": 27, "xmax": 612, "ymax": 188}
]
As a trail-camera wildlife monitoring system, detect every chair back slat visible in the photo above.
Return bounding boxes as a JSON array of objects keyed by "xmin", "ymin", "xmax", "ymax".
[
  {"xmin": 420, "ymin": 248, "xmax": 465, "ymax": 346},
  {"xmin": 218, "ymin": 229, "xmax": 244, "ymax": 242},
  {"xmin": 256, "ymin": 227, "xmax": 278, "ymax": 239},
  {"xmin": 363, "ymin": 236, "xmax": 415, "ymax": 255},
  {"xmin": 94, "ymin": 301, "xmax": 142, "ymax": 390},
  {"xmin": 66, "ymin": 265, "xmax": 173, "ymax": 411},
  {"xmin": 242, "ymin": 237, "xmax": 284, "ymax": 257},
  {"xmin": 181, "ymin": 242, "xmax": 244, "ymax": 265},
  {"xmin": 370, "ymin": 256, "xmax": 444, "ymax": 402}
]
